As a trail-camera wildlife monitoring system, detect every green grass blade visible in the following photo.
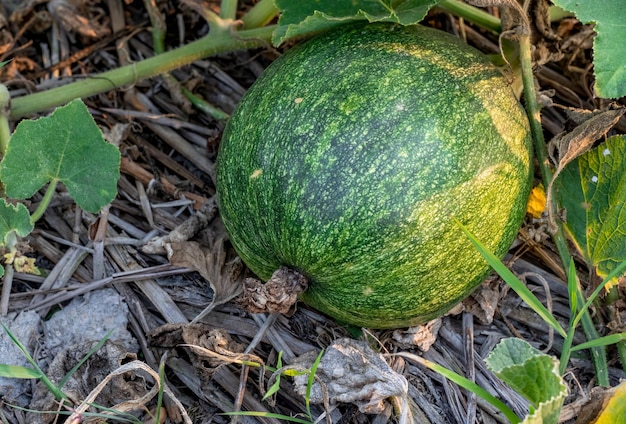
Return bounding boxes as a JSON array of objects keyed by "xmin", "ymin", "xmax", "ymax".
[
  {"xmin": 1, "ymin": 324, "xmax": 68, "ymax": 401},
  {"xmin": 1, "ymin": 324, "xmax": 40, "ymax": 369},
  {"xmin": 156, "ymin": 356, "xmax": 166, "ymax": 424},
  {"xmin": 262, "ymin": 351, "xmax": 283, "ymax": 401},
  {"xmin": 567, "ymin": 259, "xmax": 578, "ymax": 321},
  {"xmin": 573, "ymin": 259, "xmax": 626, "ymax": 328},
  {"xmin": 571, "ymin": 332, "xmax": 626, "ymax": 352},
  {"xmin": 456, "ymin": 220, "xmax": 567, "ymax": 338},
  {"xmin": 396, "ymin": 352, "xmax": 521, "ymax": 424},
  {"xmin": 305, "ymin": 349, "xmax": 324, "ymax": 419},
  {"xmin": 79, "ymin": 404, "xmax": 143, "ymax": 423},
  {"xmin": 0, "ymin": 364, "xmax": 42, "ymax": 379},
  {"xmin": 59, "ymin": 329, "xmax": 113, "ymax": 389},
  {"xmin": 222, "ymin": 411, "xmax": 313, "ymax": 423}
]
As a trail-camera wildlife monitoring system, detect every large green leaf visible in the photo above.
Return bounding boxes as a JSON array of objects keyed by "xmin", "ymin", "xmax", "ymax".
[
  {"xmin": 554, "ymin": 135, "xmax": 626, "ymax": 286},
  {"xmin": 551, "ymin": 0, "xmax": 626, "ymax": 98},
  {"xmin": 486, "ymin": 338, "xmax": 567, "ymax": 424},
  {"xmin": 272, "ymin": 0, "xmax": 438, "ymax": 45},
  {"xmin": 0, "ymin": 99, "xmax": 120, "ymax": 213}
]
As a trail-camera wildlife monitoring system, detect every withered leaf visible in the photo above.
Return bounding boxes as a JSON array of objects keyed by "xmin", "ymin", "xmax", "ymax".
[
  {"xmin": 550, "ymin": 107, "xmax": 625, "ymax": 168},
  {"xmin": 167, "ymin": 235, "xmax": 244, "ymax": 323},
  {"xmin": 546, "ymin": 106, "xmax": 625, "ymax": 229}
]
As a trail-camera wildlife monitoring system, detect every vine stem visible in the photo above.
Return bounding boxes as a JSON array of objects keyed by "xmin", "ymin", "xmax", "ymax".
[
  {"xmin": 518, "ymin": 34, "xmax": 609, "ymax": 386},
  {"xmin": 9, "ymin": 25, "xmax": 275, "ymax": 120},
  {"xmin": 30, "ymin": 179, "xmax": 58, "ymax": 223},
  {"xmin": 0, "ymin": 264, "xmax": 13, "ymax": 315},
  {"xmin": 242, "ymin": 0, "xmax": 280, "ymax": 29},
  {"xmin": 437, "ymin": 0, "xmax": 502, "ymax": 33},
  {"xmin": 220, "ymin": 0, "xmax": 239, "ymax": 21},
  {"xmin": 0, "ymin": 84, "xmax": 11, "ymax": 155}
]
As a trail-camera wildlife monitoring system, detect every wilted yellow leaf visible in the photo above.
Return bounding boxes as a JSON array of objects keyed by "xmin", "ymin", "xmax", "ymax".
[{"xmin": 594, "ymin": 381, "xmax": 626, "ymax": 424}]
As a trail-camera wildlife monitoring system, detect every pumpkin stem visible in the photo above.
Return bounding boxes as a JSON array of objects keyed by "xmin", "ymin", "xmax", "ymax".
[{"xmin": 238, "ymin": 267, "xmax": 308, "ymax": 315}]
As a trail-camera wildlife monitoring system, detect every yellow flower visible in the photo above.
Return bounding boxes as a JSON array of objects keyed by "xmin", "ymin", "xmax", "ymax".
[{"xmin": 527, "ymin": 184, "xmax": 547, "ymax": 219}]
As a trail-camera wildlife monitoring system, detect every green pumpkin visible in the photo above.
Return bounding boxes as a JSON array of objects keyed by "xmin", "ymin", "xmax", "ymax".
[{"xmin": 217, "ymin": 23, "xmax": 533, "ymax": 328}]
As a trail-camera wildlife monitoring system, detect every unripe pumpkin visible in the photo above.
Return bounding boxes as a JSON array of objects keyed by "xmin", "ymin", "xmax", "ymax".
[{"xmin": 217, "ymin": 23, "xmax": 532, "ymax": 328}]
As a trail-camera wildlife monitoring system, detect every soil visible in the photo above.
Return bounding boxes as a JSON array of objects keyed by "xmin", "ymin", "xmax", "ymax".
[{"xmin": 0, "ymin": 1, "xmax": 625, "ymax": 423}]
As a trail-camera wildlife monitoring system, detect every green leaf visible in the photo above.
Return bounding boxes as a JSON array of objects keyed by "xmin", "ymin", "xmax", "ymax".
[
  {"xmin": 0, "ymin": 99, "xmax": 120, "ymax": 213},
  {"xmin": 486, "ymin": 338, "xmax": 567, "ymax": 424},
  {"xmin": 554, "ymin": 135, "xmax": 626, "ymax": 289},
  {"xmin": 0, "ymin": 199, "xmax": 33, "ymax": 247},
  {"xmin": 551, "ymin": 0, "xmax": 626, "ymax": 98},
  {"xmin": 272, "ymin": 0, "xmax": 438, "ymax": 45}
]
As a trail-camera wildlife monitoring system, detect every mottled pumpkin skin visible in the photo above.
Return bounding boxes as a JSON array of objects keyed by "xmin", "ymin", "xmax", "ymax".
[{"xmin": 216, "ymin": 23, "xmax": 532, "ymax": 329}]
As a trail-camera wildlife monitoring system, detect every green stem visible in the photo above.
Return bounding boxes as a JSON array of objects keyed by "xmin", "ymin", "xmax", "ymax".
[
  {"xmin": 0, "ymin": 84, "xmax": 11, "ymax": 155},
  {"xmin": 220, "ymin": 0, "xmax": 238, "ymax": 21},
  {"xmin": 30, "ymin": 179, "xmax": 59, "ymax": 223},
  {"xmin": 143, "ymin": 0, "xmax": 167, "ymax": 54},
  {"xmin": 437, "ymin": 0, "xmax": 502, "ymax": 33},
  {"xmin": 181, "ymin": 87, "xmax": 230, "ymax": 120},
  {"xmin": 9, "ymin": 26, "xmax": 275, "ymax": 120},
  {"xmin": 519, "ymin": 33, "xmax": 610, "ymax": 386},
  {"xmin": 606, "ymin": 286, "xmax": 626, "ymax": 374},
  {"xmin": 242, "ymin": 0, "xmax": 280, "ymax": 29},
  {"xmin": 559, "ymin": 327, "xmax": 576, "ymax": 375}
]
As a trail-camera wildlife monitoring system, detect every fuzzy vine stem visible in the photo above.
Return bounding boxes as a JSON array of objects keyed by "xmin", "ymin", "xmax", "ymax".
[
  {"xmin": 518, "ymin": 33, "xmax": 610, "ymax": 386},
  {"xmin": 30, "ymin": 179, "xmax": 58, "ymax": 224},
  {"xmin": 9, "ymin": 25, "xmax": 275, "ymax": 120}
]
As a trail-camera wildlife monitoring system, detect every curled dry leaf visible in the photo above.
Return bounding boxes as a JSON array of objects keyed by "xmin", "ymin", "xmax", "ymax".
[
  {"xmin": 48, "ymin": 0, "xmax": 111, "ymax": 39},
  {"xmin": 237, "ymin": 267, "xmax": 308, "ymax": 315},
  {"xmin": 462, "ymin": 278, "xmax": 503, "ymax": 325},
  {"xmin": 392, "ymin": 318, "xmax": 442, "ymax": 351},
  {"xmin": 466, "ymin": 0, "xmax": 530, "ymax": 35},
  {"xmin": 149, "ymin": 324, "xmax": 256, "ymax": 376},
  {"xmin": 167, "ymin": 235, "xmax": 245, "ymax": 321},
  {"xmin": 293, "ymin": 338, "xmax": 409, "ymax": 415},
  {"xmin": 546, "ymin": 106, "xmax": 625, "ymax": 230},
  {"xmin": 142, "ymin": 198, "xmax": 218, "ymax": 255},
  {"xmin": 183, "ymin": 329, "xmax": 263, "ymax": 372}
]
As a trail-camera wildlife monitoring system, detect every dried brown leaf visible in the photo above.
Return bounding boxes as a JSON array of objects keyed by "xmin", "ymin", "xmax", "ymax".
[
  {"xmin": 551, "ymin": 107, "xmax": 625, "ymax": 167},
  {"xmin": 142, "ymin": 199, "xmax": 218, "ymax": 255},
  {"xmin": 48, "ymin": 0, "xmax": 111, "ymax": 39},
  {"xmin": 293, "ymin": 338, "xmax": 409, "ymax": 415},
  {"xmin": 238, "ymin": 267, "xmax": 307, "ymax": 315},
  {"xmin": 465, "ymin": 0, "xmax": 529, "ymax": 35},
  {"xmin": 392, "ymin": 318, "xmax": 442, "ymax": 351},
  {"xmin": 167, "ymin": 236, "xmax": 244, "ymax": 322}
]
